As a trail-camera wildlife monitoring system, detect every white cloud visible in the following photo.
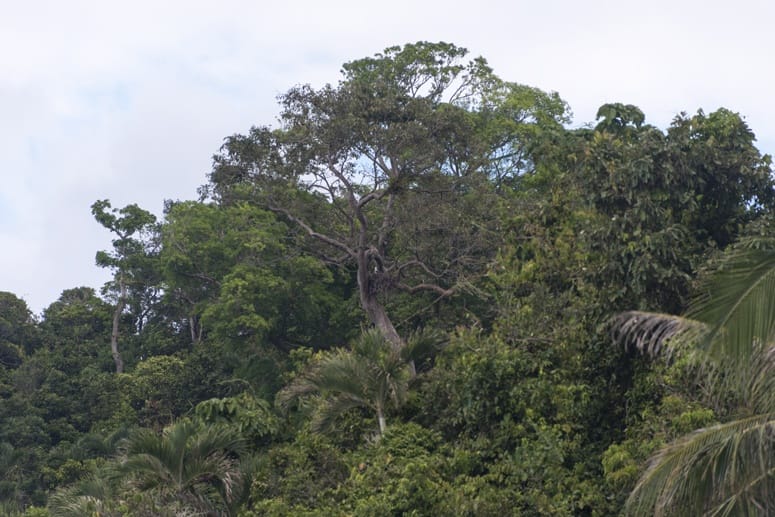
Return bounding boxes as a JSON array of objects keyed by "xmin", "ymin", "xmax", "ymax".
[{"xmin": 2, "ymin": 0, "xmax": 775, "ymax": 313}]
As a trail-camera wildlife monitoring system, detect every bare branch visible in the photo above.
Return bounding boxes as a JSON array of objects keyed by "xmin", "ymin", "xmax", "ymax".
[
  {"xmin": 318, "ymin": 174, "xmax": 354, "ymax": 226},
  {"xmin": 377, "ymin": 155, "xmax": 397, "ymax": 179},
  {"xmin": 397, "ymin": 282, "xmax": 455, "ymax": 297},
  {"xmin": 377, "ymin": 193, "xmax": 395, "ymax": 255},
  {"xmin": 326, "ymin": 160, "xmax": 355, "ymax": 196},
  {"xmin": 319, "ymin": 252, "xmax": 352, "ymax": 267},
  {"xmin": 395, "ymin": 259, "xmax": 443, "ymax": 279},
  {"xmin": 179, "ymin": 271, "xmax": 221, "ymax": 287},
  {"xmin": 357, "ymin": 189, "xmax": 389, "ymax": 209},
  {"xmin": 365, "ymin": 246, "xmax": 386, "ymax": 272},
  {"xmin": 266, "ymin": 205, "xmax": 356, "ymax": 258}
]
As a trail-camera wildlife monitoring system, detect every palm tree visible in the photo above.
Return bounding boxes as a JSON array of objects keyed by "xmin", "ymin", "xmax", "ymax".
[
  {"xmin": 118, "ymin": 420, "xmax": 246, "ymax": 516},
  {"xmin": 278, "ymin": 329, "xmax": 438, "ymax": 437},
  {"xmin": 613, "ymin": 247, "xmax": 775, "ymax": 516},
  {"xmin": 48, "ymin": 474, "xmax": 118, "ymax": 517}
]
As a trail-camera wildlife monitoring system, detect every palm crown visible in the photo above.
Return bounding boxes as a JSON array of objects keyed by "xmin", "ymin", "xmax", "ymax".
[
  {"xmin": 118, "ymin": 420, "xmax": 246, "ymax": 515},
  {"xmin": 278, "ymin": 328, "xmax": 440, "ymax": 437}
]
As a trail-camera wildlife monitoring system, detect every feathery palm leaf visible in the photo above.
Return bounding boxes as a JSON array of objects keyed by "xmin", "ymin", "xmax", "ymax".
[
  {"xmin": 278, "ymin": 329, "xmax": 413, "ymax": 436},
  {"xmin": 626, "ymin": 414, "xmax": 775, "ymax": 516},
  {"xmin": 313, "ymin": 393, "xmax": 374, "ymax": 434},
  {"xmin": 48, "ymin": 493, "xmax": 112, "ymax": 517},
  {"xmin": 400, "ymin": 327, "xmax": 447, "ymax": 368},
  {"xmin": 612, "ymin": 249, "xmax": 775, "ymax": 363},
  {"xmin": 119, "ymin": 420, "xmax": 245, "ymax": 514},
  {"xmin": 48, "ymin": 468, "xmax": 120, "ymax": 517},
  {"xmin": 611, "ymin": 310, "xmax": 705, "ymax": 358},
  {"xmin": 690, "ymin": 248, "xmax": 775, "ymax": 365},
  {"xmin": 614, "ymin": 247, "xmax": 775, "ymax": 515}
]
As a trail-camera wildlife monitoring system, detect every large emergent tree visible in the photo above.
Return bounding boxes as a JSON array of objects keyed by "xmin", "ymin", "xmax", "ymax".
[
  {"xmin": 204, "ymin": 42, "xmax": 568, "ymax": 349},
  {"xmin": 92, "ymin": 200, "xmax": 158, "ymax": 373}
]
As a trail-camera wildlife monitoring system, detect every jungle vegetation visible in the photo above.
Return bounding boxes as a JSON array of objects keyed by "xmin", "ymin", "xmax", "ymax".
[{"xmin": 2, "ymin": 42, "xmax": 774, "ymax": 516}]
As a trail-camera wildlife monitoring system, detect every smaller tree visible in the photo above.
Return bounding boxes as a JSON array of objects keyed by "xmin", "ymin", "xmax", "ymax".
[
  {"xmin": 278, "ymin": 330, "xmax": 433, "ymax": 437},
  {"xmin": 92, "ymin": 200, "xmax": 157, "ymax": 373},
  {"xmin": 118, "ymin": 420, "xmax": 246, "ymax": 515},
  {"xmin": 0, "ymin": 292, "xmax": 38, "ymax": 368}
]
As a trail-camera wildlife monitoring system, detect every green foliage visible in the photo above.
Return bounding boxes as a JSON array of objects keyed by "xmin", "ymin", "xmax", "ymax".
[
  {"xmin": 412, "ymin": 330, "xmax": 610, "ymax": 515},
  {"xmin": 120, "ymin": 355, "xmax": 187, "ymax": 429},
  {"xmin": 339, "ymin": 423, "xmax": 448, "ymax": 516},
  {"xmin": 118, "ymin": 419, "xmax": 246, "ymax": 515},
  {"xmin": 161, "ymin": 200, "xmax": 353, "ymax": 353},
  {"xmin": 195, "ymin": 392, "xmax": 279, "ymax": 444},
  {"xmin": 92, "ymin": 200, "xmax": 160, "ymax": 374},
  {"xmin": 248, "ymin": 431, "xmax": 348, "ymax": 511},
  {"xmin": 206, "ymin": 41, "xmax": 567, "ymax": 351},
  {"xmin": 595, "ymin": 103, "xmax": 645, "ymax": 132},
  {"xmin": 278, "ymin": 329, "xmax": 415, "ymax": 437},
  {"xmin": 39, "ymin": 288, "xmax": 113, "ymax": 357},
  {"xmin": 612, "ymin": 245, "xmax": 775, "ymax": 515},
  {"xmin": 0, "ymin": 292, "xmax": 39, "ymax": 360},
  {"xmin": 3, "ymin": 41, "xmax": 775, "ymax": 516}
]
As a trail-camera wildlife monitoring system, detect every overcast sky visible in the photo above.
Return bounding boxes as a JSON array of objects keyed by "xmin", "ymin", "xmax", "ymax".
[{"xmin": 3, "ymin": 0, "xmax": 774, "ymax": 314}]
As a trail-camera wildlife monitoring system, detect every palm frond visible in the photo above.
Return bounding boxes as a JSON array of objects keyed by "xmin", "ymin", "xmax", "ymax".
[
  {"xmin": 278, "ymin": 329, "xmax": 414, "ymax": 437},
  {"xmin": 616, "ymin": 247, "xmax": 775, "ymax": 516},
  {"xmin": 611, "ymin": 310, "xmax": 706, "ymax": 358},
  {"xmin": 117, "ymin": 420, "xmax": 244, "ymax": 512},
  {"xmin": 278, "ymin": 349, "xmax": 371, "ymax": 409},
  {"xmin": 185, "ymin": 424, "xmax": 246, "ymax": 465},
  {"xmin": 183, "ymin": 451, "xmax": 241, "ymax": 505},
  {"xmin": 48, "ymin": 493, "xmax": 110, "ymax": 517},
  {"xmin": 121, "ymin": 453, "xmax": 176, "ymax": 491},
  {"xmin": 312, "ymin": 393, "xmax": 369, "ymax": 433},
  {"xmin": 400, "ymin": 327, "xmax": 447, "ymax": 365},
  {"xmin": 351, "ymin": 328, "xmax": 389, "ymax": 361},
  {"xmin": 690, "ymin": 249, "xmax": 775, "ymax": 365},
  {"xmin": 707, "ymin": 342, "xmax": 775, "ymax": 417},
  {"xmin": 626, "ymin": 413, "xmax": 775, "ymax": 516},
  {"xmin": 121, "ymin": 427, "xmax": 176, "ymax": 473}
]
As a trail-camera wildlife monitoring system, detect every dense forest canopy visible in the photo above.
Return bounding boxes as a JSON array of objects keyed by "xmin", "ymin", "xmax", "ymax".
[{"xmin": 1, "ymin": 42, "xmax": 774, "ymax": 516}]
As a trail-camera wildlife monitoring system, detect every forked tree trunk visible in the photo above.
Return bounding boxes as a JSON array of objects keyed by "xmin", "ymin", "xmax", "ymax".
[{"xmin": 357, "ymin": 249, "xmax": 403, "ymax": 349}]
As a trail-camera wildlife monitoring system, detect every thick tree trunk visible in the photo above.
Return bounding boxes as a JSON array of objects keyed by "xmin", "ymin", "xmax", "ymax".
[
  {"xmin": 364, "ymin": 295, "xmax": 402, "ymax": 347},
  {"xmin": 189, "ymin": 315, "xmax": 201, "ymax": 346},
  {"xmin": 356, "ymin": 250, "xmax": 417, "ymax": 376},
  {"xmin": 111, "ymin": 278, "xmax": 126, "ymax": 374},
  {"xmin": 357, "ymin": 249, "xmax": 403, "ymax": 350}
]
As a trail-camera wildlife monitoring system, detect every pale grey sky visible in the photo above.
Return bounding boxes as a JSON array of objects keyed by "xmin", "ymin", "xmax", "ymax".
[{"xmin": 3, "ymin": 0, "xmax": 774, "ymax": 314}]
